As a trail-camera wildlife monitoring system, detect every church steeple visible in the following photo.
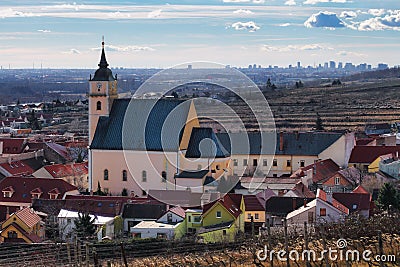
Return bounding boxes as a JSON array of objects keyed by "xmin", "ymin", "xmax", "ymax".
[
  {"xmin": 98, "ymin": 37, "xmax": 109, "ymax": 68},
  {"xmin": 91, "ymin": 37, "xmax": 116, "ymax": 81}
]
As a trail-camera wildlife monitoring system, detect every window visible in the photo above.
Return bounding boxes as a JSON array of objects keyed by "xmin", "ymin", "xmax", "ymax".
[
  {"xmin": 320, "ymin": 208, "xmax": 327, "ymax": 217},
  {"xmin": 233, "ymin": 159, "xmax": 238, "ymax": 166},
  {"xmin": 197, "ymin": 164, "xmax": 202, "ymax": 170},
  {"xmin": 133, "ymin": 233, "xmax": 141, "ymax": 239},
  {"xmin": 253, "ymin": 159, "xmax": 258, "ymax": 166},
  {"xmin": 122, "ymin": 170, "xmax": 127, "ymax": 181},
  {"xmin": 7, "ymin": 231, "xmax": 17, "ymax": 239},
  {"xmin": 216, "ymin": 211, "xmax": 222, "ymax": 218},
  {"xmin": 273, "ymin": 159, "xmax": 277, "ymax": 166},
  {"xmin": 104, "ymin": 188, "xmax": 109, "ymax": 194},
  {"xmin": 142, "ymin": 190, "xmax": 147, "ymax": 196},
  {"xmin": 142, "ymin": 171, "xmax": 147, "ymax": 182},
  {"xmin": 263, "ymin": 159, "xmax": 268, "ymax": 166},
  {"xmin": 167, "ymin": 213, "xmax": 173, "ymax": 222},
  {"xmin": 194, "ymin": 216, "xmax": 201, "ymax": 223},
  {"xmin": 286, "ymin": 160, "xmax": 291, "ymax": 167},
  {"xmin": 188, "ymin": 216, "xmax": 191, "ymax": 222},
  {"xmin": 308, "ymin": 212, "xmax": 314, "ymax": 223},
  {"xmin": 335, "ymin": 177, "xmax": 340, "ymax": 185},
  {"xmin": 255, "ymin": 213, "xmax": 259, "ymax": 220},
  {"xmin": 157, "ymin": 233, "xmax": 167, "ymax": 239},
  {"xmin": 3, "ymin": 191, "xmax": 12, "ymax": 198},
  {"xmin": 96, "ymin": 101, "xmax": 101, "ymax": 111},
  {"xmin": 352, "ymin": 204, "xmax": 358, "ymax": 210},
  {"xmin": 300, "ymin": 160, "xmax": 305, "ymax": 167},
  {"xmin": 243, "ymin": 159, "xmax": 248, "ymax": 166},
  {"xmin": 248, "ymin": 213, "xmax": 252, "ymax": 220},
  {"xmin": 222, "ymin": 230, "xmax": 227, "ymax": 236},
  {"xmin": 104, "ymin": 169, "xmax": 109, "ymax": 180},
  {"xmin": 273, "ymin": 174, "xmax": 277, "ymax": 178},
  {"xmin": 216, "ymin": 165, "xmax": 220, "ymax": 170},
  {"xmin": 161, "ymin": 171, "xmax": 167, "ymax": 182}
]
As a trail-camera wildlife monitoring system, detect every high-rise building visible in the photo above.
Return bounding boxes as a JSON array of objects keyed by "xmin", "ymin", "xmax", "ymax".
[{"xmin": 329, "ymin": 61, "xmax": 336, "ymax": 69}]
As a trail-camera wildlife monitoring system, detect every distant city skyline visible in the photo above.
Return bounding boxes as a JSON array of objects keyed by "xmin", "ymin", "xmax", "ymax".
[{"xmin": 0, "ymin": 0, "xmax": 399, "ymax": 69}]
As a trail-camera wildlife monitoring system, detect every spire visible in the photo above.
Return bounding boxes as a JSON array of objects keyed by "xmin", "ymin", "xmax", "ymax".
[{"xmin": 98, "ymin": 36, "xmax": 109, "ymax": 68}]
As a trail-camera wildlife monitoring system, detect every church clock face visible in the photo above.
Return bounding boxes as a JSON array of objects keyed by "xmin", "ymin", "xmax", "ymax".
[{"xmin": 96, "ymin": 82, "xmax": 102, "ymax": 91}]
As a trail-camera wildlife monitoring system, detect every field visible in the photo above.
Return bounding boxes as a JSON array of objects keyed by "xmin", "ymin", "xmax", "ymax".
[{"xmin": 199, "ymin": 78, "xmax": 400, "ymax": 132}]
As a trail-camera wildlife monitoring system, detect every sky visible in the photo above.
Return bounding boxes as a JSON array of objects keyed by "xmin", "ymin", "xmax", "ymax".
[{"xmin": 0, "ymin": 0, "xmax": 399, "ymax": 69}]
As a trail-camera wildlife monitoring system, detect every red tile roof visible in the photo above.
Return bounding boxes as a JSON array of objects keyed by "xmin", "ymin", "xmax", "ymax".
[
  {"xmin": 0, "ymin": 176, "xmax": 77, "ymax": 204},
  {"xmin": 349, "ymin": 146, "xmax": 400, "ymax": 164},
  {"xmin": 356, "ymin": 138, "xmax": 375, "ymax": 146},
  {"xmin": 0, "ymin": 138, "xmax": 27, "ymax": 154},
  {"xmin": 45, "ymin": 142, "xmax": 71, "ymax": 161},
  {"xmin": 290, "ymin": 182, "xmax": 316, "ymax": 198},
  {"xmin": 168, "ymin": 206, "xmax": 186, "ymax": 218},
  {"xmin": 0, "ymin": 161, "xmax": 34, "ymax": 176},
  {"xmin": 203, "ymin": 194, "xmax": 242, "ymax": 218},
  {"xmin": 291, "ymin": 159, "xmax": 340, "ymax": 183},
  {"xmin": 332, "ymin": 192, "xmax": 371, "ymax": 212},
  {"xmin": 352, "ymin": 185, "xmax": 369, "ymax": 194},
  {"xmin": 244, "ymin": 195, "xmax": 264, "ymax": 211},
  {"xmin": 14, "ymin": 207, "xmax": 41, "ymax": 228},
  {"xmin": 43, "ymin": 162, "xmax": 88, "ymax": 178}
]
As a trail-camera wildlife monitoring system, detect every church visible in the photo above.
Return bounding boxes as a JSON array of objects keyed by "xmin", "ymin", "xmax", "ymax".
[{"xmin": 88, "ymin": 41, "xmax": 230, "ymax": 197}]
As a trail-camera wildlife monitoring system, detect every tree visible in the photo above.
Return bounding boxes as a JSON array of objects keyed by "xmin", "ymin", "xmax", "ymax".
[
  {"xmin": 27, "ymin": 109, "xmax": 42, "ymax": 130},
  {"xmin": 377, "ymin": 183, "xmax": 399, "ymax": 210},
  {"xmin": 315, "ymin": 112, "xmax": 324, "ymax": 131},
  {"xmin": 266, "ymin": 78, "xmax": 272, "ymax": 88},
  {"xmin": 74, "ymin": 212, "xmax": 96, "ymax": 239},
  {"xmin": 171, "ymin": 91, "xmax": 178, "ymax": 98},
  {"xmin": 121, "ymin": 188, "xmax": 128, "ymax": 196},
  {"xmin": 96, "ymin": 181, "xmax": 106, "ymax": 196}
]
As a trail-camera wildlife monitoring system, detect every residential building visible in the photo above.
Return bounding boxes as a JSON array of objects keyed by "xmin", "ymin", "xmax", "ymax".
[
  {"xmin": 348, "ymin": 146, "xmax": 400, "ymax": 173},
  {"xmin": 238, "ymin": 177, "xmax": 300, "ymax": 196},
  {"xmin": 198, "ymin": 194, "xmax": 244, "ymax": 243},
  {"xmin": 32, "ymin": 162, "xmax": 89, "ymax": 191},
  {"xmin": 379, "ymin": 153, "xmax": 400, "ymax": 179},
  {"xmin": 121, "ymin": 203, "xmax": 166, "ymax": 232},
  {"xmin": 0, "ymin": 207, "xmax": 44, "ymax": 243},
  {"xmin": 320, "ymin": 167, "xmax": 360, "ymax": 193},
  {"xmin": 131, "ymin": 221, "xmax": 183, "ymax": 239},
  {"xmin": 243, "ymin": 194, "xmax": 266, "ymax": 234},
  {"xmin": 286, "ymin": 189, "xmax": 349, "ymax": 225},
  {"xmin": 265, "ymin": 196, "xmax": 314, "ymax": 226},
  {"xmin": 219, "ymin": 131, "xmax": 354, "ymax": 178}
]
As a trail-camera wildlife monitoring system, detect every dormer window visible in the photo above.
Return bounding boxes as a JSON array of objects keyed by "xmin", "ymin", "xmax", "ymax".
[
  {"xmin": 30, "ymin": 187, "xmax": 43, "ymax": 199},
  {"xmin": 2, "ymin": 186, "xmax": 14, "ymax": 198}
]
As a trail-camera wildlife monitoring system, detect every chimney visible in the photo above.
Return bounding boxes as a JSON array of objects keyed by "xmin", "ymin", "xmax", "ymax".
[
  {"xmin": 295, "ymin": 131, "xmax": 299, "ymax": 141},
  {"xmin": 279, "ymin": 132, "xmax": 284, "ymax": 151},
  {"xmin": 292, "ymin": 198, "xmax": 296, "ymax": 211},
  {"xmin": 303, "ymin": 198, "xmax": 307, "ymax": 208},
  {"xmin": 6, "ymin": 207, "xmax": 10, "ymax": 219}
]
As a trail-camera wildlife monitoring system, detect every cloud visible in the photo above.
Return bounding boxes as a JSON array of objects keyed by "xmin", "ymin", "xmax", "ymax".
[
  {"xmin": 304, "ymin": 11, "xmax": 346, "ymax": 29},
  {"xmin": 0, "ymin": 8, "xmax": 36, "ymax": 18},
  {"xmin": 62, "ymin": 49, "xmax": 81, "ymax": 55},
  {"xmin": 278, "ymin": 23, "xmax": 291, "ymax": 27},
  {"xmin": 148, "ymin": 9, "xmax": 162, "ymax": 18},
  {"xmin": 340, "ymin": 11, "xmax": 357, "ymax": 19},
  {"xmin": 336, "ymin": 50, "xmax": 366, "ymax": 57},
  {"xmin": 233, "ymin": 9, "xmax": 254, "ymax": 15},
  {"xmin": 231, "ymin": 21, "xmax": 260, "ymax": 32},
  {"xmin": 303, "ymin": 0, "xmax": 349, "ymax": 4},
  {"xmin": 92, "ymin": 45, "xmax": 155, "ymax": 52},
  {"xmin": 262, "ymin": 43, "xmax": 328, "ymax": 52},
  {"xmin": 368, "ymin": 9, "xmax": 386, "ymax": 17},
  {"xmin": 37, "ymin": 29, "xmax": 51, "ymax": 33},
  {"xmin": 284, "ymin": 0, "xmax": 297, "ymax": 6},
  {"xmin": 223, "ymin": 0, "xmax": 264, "ymax": 3},
  {"xmin": 355, "ymin": 11, "xmax": 400, "ymax": 31}
]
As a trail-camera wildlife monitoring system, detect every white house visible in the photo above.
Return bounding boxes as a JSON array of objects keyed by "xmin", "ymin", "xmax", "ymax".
[
  {"xmin": 286, "ymin": 189, "xmax": 349, "ymax": 225},
  {"xmin": 57, "ymin": 209, "xmax": 115, "ymax": 241},
  {"xmin": 130, "ymin": 221, "xmax": 182, "ymax": 239}
]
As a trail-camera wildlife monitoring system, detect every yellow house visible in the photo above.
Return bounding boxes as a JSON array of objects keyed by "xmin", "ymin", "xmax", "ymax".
[
  {"xmin": 198, "ymin": 194, "xmax": 244, "ymax": 243},
  {"xmin": 243, "ymin": 195, "xmax": 266, "ymax": 234},
  {"xmin": 219, "ymin": 131, "xmax": 355, "ymax": 178},
  {"xmin": 0, "ymin": 207, "xmax": 43, "ymax": 244}
]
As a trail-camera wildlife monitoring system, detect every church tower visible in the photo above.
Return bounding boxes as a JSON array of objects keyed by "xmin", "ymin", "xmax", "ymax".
[{"xmin": 88, "ymin": 39, "xmax": 118, "ymax": 144}]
